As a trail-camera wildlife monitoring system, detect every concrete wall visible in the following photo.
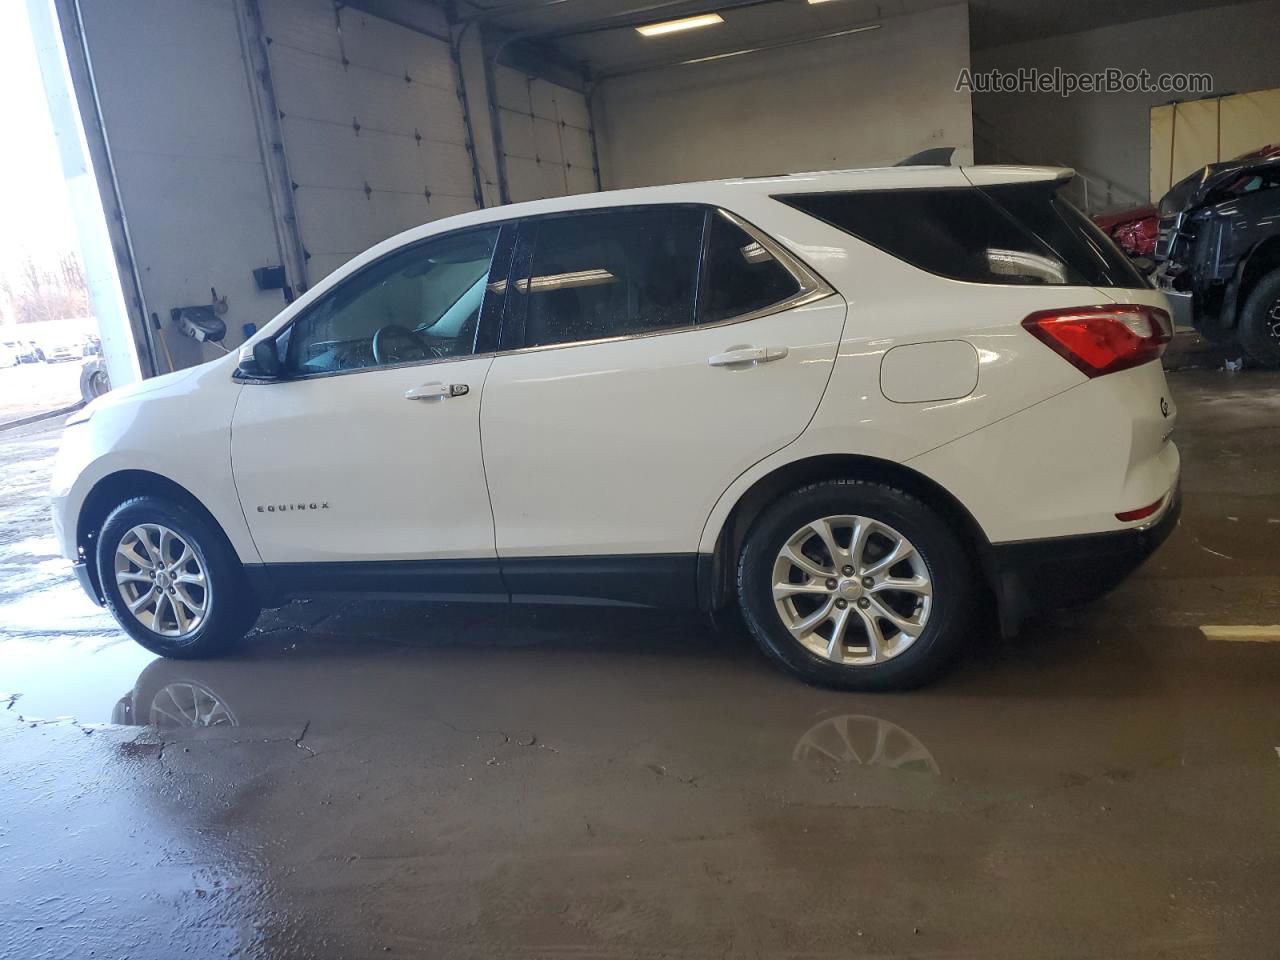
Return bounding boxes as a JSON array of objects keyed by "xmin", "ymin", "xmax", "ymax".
[
  {"xmin": 594, "ymin": 4, "xmax": 974, "ymax": 189},
  {"xmin": 972, "ymin": 0, "xmax": 1280, "ymax": 206}
]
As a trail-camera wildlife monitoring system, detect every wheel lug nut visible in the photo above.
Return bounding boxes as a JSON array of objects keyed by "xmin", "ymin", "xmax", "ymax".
[
  {"xmin": 841, "ymin": 566, "xmax": 854, "ymax": 576},
  {"xmin": 835, "ymin": 598, "xmax": 848, "ymax": 609},
  {"xmin": 857, "ymin": 597, "xmax": 871, "ymax": 609},
  {"xmin": 862, "ymin": 576, "xmax": 874, "ymax": 588},
  {"xmin": 825, "ymin": 579, "xmax": 837, "ymax": 590}
]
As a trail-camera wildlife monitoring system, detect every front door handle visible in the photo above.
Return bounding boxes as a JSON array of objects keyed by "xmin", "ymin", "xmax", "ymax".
[
  {"xmin": 404, "ymin": 382, "xmax": 469, "ymax": 401},
  {"xmin": 707, "ymin": 346, "xmax": 788, "ymax": 367}
]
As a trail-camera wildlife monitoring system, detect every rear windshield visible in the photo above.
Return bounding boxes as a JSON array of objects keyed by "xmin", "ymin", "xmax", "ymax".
[{"xmin": 778, "ymin": 181, "xmax": 1147, "ymax": 289}]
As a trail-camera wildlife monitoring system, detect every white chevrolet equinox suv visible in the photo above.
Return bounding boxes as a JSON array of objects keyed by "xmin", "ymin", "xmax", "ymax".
[{"xmin": 52, "ymin": 165, "xmax": 1180, "ymax": 689}]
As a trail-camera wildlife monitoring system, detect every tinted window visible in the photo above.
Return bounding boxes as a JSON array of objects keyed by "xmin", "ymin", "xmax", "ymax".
[
  {"xmin": 987, "ymin": 183, "xmax": 1147, "ymax": 288},
  {"xmin": 779, "ymin": 181, "xmax": 1145, "ymax": 288},
  {"xmin": 514, "ymin": 207, "xmax": 703, "ymax": 348},
  {"xmin": 281, "ymin": 227, "xmax": 499, "ymax": 376},
  {"xmin": 700, "ymin": 211, "xmax": 802, "ymax": 324}
]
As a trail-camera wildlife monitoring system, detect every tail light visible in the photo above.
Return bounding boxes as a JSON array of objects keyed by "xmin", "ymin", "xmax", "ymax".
[{"xmin": 1021, "ymin": 304, "xmax": 1173, "ymax": 377}]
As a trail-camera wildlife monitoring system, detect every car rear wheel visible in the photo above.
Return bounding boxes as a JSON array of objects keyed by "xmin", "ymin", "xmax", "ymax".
[
  {"xmin": 737, "ymin": 479, "xmax": 975, "ymax": 690},
  {"xmin": 1238, "ymin": 268, "xmax": 1280, "ymax": 369},
  {"xmin": 97, "ymin": 496, "xmax": 260, "ymax": 658}
]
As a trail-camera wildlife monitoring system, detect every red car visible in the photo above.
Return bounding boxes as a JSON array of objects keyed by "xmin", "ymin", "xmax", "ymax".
[{"xmin": 1094, "ymin": 144, "xmax": 1280, "ymax": 258}]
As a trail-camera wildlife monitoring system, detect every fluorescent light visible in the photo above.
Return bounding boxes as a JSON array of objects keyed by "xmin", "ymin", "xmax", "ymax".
[{"xmin": 636, "ymin": 13, "xmax": 724, "ymax": 37}]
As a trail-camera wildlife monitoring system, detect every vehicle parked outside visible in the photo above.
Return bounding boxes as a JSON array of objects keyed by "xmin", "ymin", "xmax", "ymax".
[
  {"xmin": 2, "ymin": 338, "xmax": 43, "ymax": 363},
  {"xmin": 40, "ymin": 327, "xmax": 94, "ymax": 362},
  {"xmin": 51, "ymin": 165, "xmax": 1179, "ymax": 689},
  {"xmin": 1154, "ymin": 149, "xmax": 1280, "ymax": 365},
  {"xmin": 0, "ymin": 341, "xmax": 18, "ymax": 368}
]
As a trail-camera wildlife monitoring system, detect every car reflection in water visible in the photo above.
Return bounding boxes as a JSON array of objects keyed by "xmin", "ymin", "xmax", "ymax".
[
  {"xmin": 114, "ymin": 678, "xmax": 237, "ymax": 728},
  {"xmin": 113, "ymin": 655, "xmax": 943, "ymax": 792},
  {"xmin": 793, "ymin": 712, "xmax": 940, "ymax": 777}
]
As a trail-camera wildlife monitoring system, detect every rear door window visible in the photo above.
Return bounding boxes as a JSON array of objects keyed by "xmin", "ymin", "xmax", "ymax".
[{"xmin": 508, "ymin": 206, "xmax": 704, "ymax": 349}]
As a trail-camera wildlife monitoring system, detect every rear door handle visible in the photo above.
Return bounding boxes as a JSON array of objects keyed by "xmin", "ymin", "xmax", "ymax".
[
  {"xmin": 707, "ymin": 346, "xmax": 788, "ymax": 367},
  {"xmin": 405, "ymin": 382, "xmax": 468, "ymax": 401}
]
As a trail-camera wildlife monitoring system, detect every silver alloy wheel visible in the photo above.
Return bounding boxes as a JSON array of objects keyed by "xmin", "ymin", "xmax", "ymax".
[
  {"xmin": 772, "ymin": 515, "xmax": 932, "ymax": 665},
  {"xmin": 1268, "ymin": 298, "xmax": 1280, "ymax": 341},
  {"xmin": 113, "ymin": 523, "xmax": 210, "ymax": 638}
]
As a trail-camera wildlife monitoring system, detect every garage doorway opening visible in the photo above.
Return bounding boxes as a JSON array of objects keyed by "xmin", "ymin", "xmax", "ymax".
[{"xmin": 0, "ymin": 0, "xmax": 136, "ymax": 426}]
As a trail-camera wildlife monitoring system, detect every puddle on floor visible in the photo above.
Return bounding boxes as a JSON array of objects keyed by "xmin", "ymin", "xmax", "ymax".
[{"xmin": 1, "ymin": 633, "xmax": 155, "ymax": 724}]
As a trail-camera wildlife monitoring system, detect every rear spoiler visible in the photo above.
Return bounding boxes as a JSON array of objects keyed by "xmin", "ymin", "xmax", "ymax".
[{"xmin": 896, "ymin": 147, "xmax": 956, "ymax": 167}]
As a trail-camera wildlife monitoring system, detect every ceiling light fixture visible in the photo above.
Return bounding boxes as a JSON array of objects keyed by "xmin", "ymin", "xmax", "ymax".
[{"xmin": 635, "ymin": 12, "xmax": 724, "ymax": 37}]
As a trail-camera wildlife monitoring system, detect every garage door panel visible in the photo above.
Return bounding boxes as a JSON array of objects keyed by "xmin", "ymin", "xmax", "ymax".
[
  {"xmin": 270, "ymin": 44, "xmax": 355, "ymax": 125},
  {"xmin": 112, "ymin": 148, "xmax": 280, "ymax": 315},
  {"xmin": 495, "ymin": 66, "xmax": 533, "ymax": 112},
  {"xmin": 345, "ymin": 68, "xmax": 423, "ymax": 135},
  {"xmin": 339, "ymin": 8, "xmax": 451, "ymax": 82},
  {"xmin": 506, "ymin": 155, "xmax": 571, "ymax": 202},
  {"xmin": 399, "ymin": 88, "xmax": 469, "ymax": 146},
  {"xmin": 307, "ymin": 253, "xmax": 354, "ymax": 286},
  {"xmin": 367, "ymin": 190, "xmax": 432, "ymax": 240},
  {"xmin": 566, "ymin": 165, "xmax": 598, "ymax": 195},
  {"xmin": 280, "ymin": 117, "xmax": 365, "ymax": 189},
  {"xmin": 259, "ymin": 0, "xmax": 342, "ymax": 60},
  {"xmin": 496, "ymin": 66, "xmax": 595, "ymax": 201},
  {"xmin": 294, "ymin": 186, "xmax": 379, "ymax": 260},
  {"xmin": 264, "ymin": 1, "xmax": 477, "ymax": 279},
  {"xmin": 561, "ymin": 126, "xmax": 595, "ymax": 170},
  {"xmin": 501, "ymin": 110, "xmax": 536, "ymax": 163},
  {"xmin": 77, "ymin": 0, "xmax": 291, "ymax": 364},
  {"xmin": 551, "ymin": 95, "xmax": 591, "ymax": 133},
  {"xmin": 505, "ymin": 156, "xmax": 547, "ymax": 202},
  {"xmin": 529, "ymin": 79, "xmax": 589, "ymax": 130},
  {"xmin": 417, "ymin": 141, "xmax": 480, "ymax": 200},
  {"xmin": 361, "ymin": 129, "xmax": 428, "ymax": 195},
  {"xmin": 421, "ymin": 194, "xmax": 476, "ymax": 220},
  {"xmin": 83, "ymin": 0, "xmax": 263, "ymax": 164},
  {"xmin": 532, "ymin": 117, "xmax": 565, "ymax": 166}
]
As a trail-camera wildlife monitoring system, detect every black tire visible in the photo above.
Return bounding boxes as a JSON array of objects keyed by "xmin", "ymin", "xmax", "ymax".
[
  {"xmin": 1238, "ymin": 269, "xmax": 1280, "ymax": 369},
  {"xmin": 737, "ymin": 479, "xmax": 975, "ymax": 691},
  {"xmin": 96, "ymin": 495, "xmax": 260, "ymax": 658},
  {"xmin": 79, "ymin": 358, "xmax": 110, "ymax": 402}
]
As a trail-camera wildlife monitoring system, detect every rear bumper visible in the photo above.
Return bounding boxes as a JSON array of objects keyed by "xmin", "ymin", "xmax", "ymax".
[{"xmin": 986, "ymin": 482, "xmax": 1181, "ymax": 635}]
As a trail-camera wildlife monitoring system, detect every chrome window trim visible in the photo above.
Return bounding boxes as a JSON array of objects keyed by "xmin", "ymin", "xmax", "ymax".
[{"xmin": 235, "ymin": 205, "xmax": 835, "ymax": 382}]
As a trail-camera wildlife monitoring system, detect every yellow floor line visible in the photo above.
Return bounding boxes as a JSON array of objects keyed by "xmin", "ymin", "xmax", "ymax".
[{"xmin": 1200, "ymin": 625, "xmax": 1280, "ymax": 642}]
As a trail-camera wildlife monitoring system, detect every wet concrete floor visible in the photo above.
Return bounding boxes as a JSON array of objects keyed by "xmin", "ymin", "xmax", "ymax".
[{"xmin": 1, "ymin": 369, "xmax": 1278, "ymax": 959}]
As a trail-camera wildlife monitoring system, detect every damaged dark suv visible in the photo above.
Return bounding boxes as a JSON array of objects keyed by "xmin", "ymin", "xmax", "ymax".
[{"xmin": 1155, "ymin": 151, "xmax": 1280, "ymax": 366}]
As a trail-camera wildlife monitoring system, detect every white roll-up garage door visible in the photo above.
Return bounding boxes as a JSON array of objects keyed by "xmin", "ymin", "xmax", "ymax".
[
  {"xmin": 494, "ymin": 65, "xmax": 598, "ymax": 203},
  {"xmin": 260, "ymin": 0, "xmax": 480, "ymax": 283}
]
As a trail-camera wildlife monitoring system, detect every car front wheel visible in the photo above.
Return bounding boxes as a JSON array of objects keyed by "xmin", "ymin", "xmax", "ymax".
[
  {"xmin": 737, "ymin": 479, "xmax": 975, "ymax": 690},
  {"xmin": 97, "ymin": 496, "xmax": 260, "ymax": 658}
]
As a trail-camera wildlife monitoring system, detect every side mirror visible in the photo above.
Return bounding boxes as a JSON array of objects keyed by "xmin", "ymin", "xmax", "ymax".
[{"xmin": 237, "ymin": 338, "xmax": 282, "ymax": 379}]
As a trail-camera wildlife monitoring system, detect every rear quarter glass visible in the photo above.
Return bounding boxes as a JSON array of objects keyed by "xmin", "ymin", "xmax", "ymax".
[{"xmin": 777, "ymin": 180, "xmax": 1148, "ymax": 290}]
